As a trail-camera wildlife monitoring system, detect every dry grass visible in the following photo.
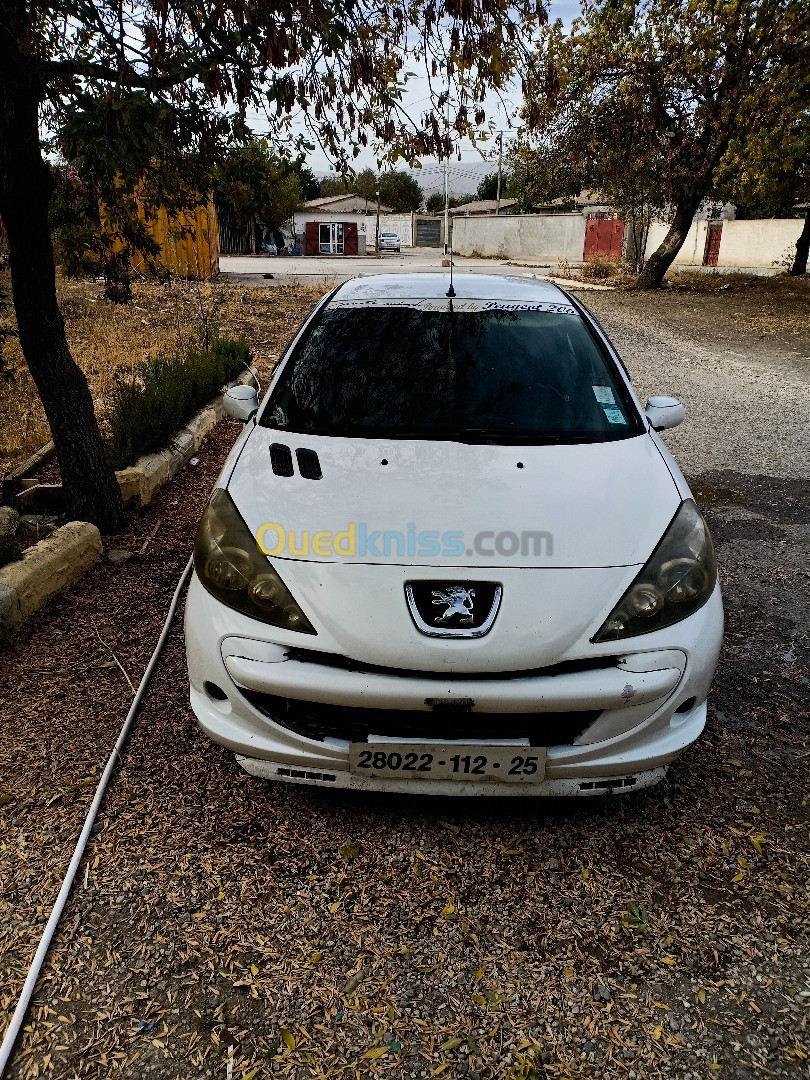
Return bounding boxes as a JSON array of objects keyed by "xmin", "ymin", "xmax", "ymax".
[
  {"xmin": 666, "ymin": 269, "xmax": 772, "ymax": 292},
  {"xmin": 658, "ymin": 271, "xmax": 810, "ymax": 344},
  {"xmin": 579, "ymin": 256, "xmax": 626, "ymax": 282},
  {"xmin": 0, "ymin": 273, "xmax": 330, "ymax": 478}
]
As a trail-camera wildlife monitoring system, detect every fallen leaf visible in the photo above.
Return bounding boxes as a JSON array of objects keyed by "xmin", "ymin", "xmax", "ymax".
[
  {"xmin": 439, "ymin": 1038, "xmax": 463, "ymax": 1051},
  {"xmin": 361, "ymin": 1046, "xmax": 390, "ymax": 1059}
]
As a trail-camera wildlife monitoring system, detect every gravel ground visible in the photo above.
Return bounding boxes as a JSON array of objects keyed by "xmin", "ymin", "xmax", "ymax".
[
  {"xmin": 1, "ymin": 286, "xmax": 808, "ymax": 1079},
  {"xmin": 579, "ymin": 284, "xmax": 810, "ymax": 481}
]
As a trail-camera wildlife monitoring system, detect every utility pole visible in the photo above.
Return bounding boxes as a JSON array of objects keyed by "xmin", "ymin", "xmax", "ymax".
[
  {"xmin": 444, "ymin": 153, "xmax": 450, "ymax": 256},
  {"xmin": 375, "ymin": 179, "xmax": 381, "ymax": 259},
  {"xmin": 495, "ymin": 131, "xmax": 504, "ymax": 216},
  {"xmin": 443, "ymin": 82, "xmax": 451, "ymax": 257}
]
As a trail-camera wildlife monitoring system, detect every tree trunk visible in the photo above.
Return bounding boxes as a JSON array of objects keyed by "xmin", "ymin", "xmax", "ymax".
[
  {"xmin": 634, "ymin": 195, "xmax": 704, "ymax": 290},
  {"xmin": 0, "ymin": 83, "xmax": 124, "ymax": 531},
  {"xmin": 789, "ymin": 209, "xmax": 810, "ymax": 276}
]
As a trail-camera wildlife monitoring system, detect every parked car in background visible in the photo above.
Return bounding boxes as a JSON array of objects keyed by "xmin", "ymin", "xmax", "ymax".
[
  {"xmin": 186, "ymin": 273, "xmax": 723, "ymax": 797},
  {"xmin": 376, "ymin": 231, "xmax": 401, "ymax": 252}
]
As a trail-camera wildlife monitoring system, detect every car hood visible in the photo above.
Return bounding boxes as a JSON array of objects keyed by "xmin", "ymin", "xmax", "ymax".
[{"xmin": 227, "ymin": 429, "xmax": 679, "ymax": 570}]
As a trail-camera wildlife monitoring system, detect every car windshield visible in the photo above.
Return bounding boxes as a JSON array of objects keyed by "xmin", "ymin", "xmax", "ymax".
[{"xmin": 261, "ymin": 301, "xmax": 642, "ymax": 443}]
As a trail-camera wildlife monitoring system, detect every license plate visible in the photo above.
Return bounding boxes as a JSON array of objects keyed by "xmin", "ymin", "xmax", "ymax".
[{"xmin": 349, "ymin": 743, "xmax": 546, "ymax": 782}]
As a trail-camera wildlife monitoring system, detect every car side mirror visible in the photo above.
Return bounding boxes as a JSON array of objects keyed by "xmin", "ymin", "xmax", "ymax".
[
  {"xmin": 645, "ymin": 396, "xmax": 685, "ymax": 431},
  {"xmin": 224, "ymin": 384, "xmax": 259, "ymax": 423}
]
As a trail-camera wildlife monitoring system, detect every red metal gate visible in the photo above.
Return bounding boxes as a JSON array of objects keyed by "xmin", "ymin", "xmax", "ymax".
[
  {"xmin": 344, "ymin": 222, "xmax": 358, "ymax": 256},
  {"xmin": 584, "ymin": 215, "xmax": 624, "ymax": 260},
  {"xmin": 703, "ymin": 223, "xmax": 723, "ymax": 266},
  {"xmin": 305, "ymin": 221, "xmax": 319, "ymax": 255}
]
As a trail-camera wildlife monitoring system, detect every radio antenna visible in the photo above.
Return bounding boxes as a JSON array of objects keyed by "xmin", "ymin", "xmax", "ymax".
[{"xmin": 446, "ymin": 216, "xmax": 455, "ymax": 298}]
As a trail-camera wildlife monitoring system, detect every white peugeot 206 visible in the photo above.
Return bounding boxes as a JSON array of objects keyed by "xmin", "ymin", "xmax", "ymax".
[{"xmin": 185, "ymin": 274, "xmax": 723, "ymax": 796}]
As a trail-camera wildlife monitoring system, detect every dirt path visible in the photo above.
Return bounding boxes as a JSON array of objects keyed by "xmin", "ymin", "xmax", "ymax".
[{"xmin": 1, "ymin": 289, "xmax": 808, "ymax": 1079}]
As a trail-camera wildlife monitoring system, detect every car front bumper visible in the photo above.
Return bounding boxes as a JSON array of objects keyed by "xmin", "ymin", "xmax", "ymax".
[{"xmin": 185, "ymin": 575, "xmax": 723, "ymax": 796}]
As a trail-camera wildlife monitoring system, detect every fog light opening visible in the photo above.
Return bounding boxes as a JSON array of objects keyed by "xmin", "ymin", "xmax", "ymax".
[
  {"xmin": 676, "ymin": 696, "xmax": 697, "ymax": 714},
  {"xmin": 204, "ymin": 681, "xmax": 228, "ymax": 702}
]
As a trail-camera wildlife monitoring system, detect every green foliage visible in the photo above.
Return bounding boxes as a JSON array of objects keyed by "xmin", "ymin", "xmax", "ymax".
[
  {"xmin": 213, "ymin": 141, "xmax": 303, "ymax": 249},
  {"xmin": 0, "ymin": 0, "xmax": 540, "ymax": 527},
  {"xmin": 58, "ymin": 90, "xmax": 219, "ymax": 298},
  {"xmin": 622, "ymin": 902, "xmax": 650, "ymax": 934},
  {"xmin": 48, "ymin": 161, "xmax": 167, "ymax": 301},
  {"xmin": 475, "ymin": 172, "xmax": 511, "ymax": 201},
  {"xmin": 425, "ymin": 192, "xmax": 444, "ymax": 214},
  {"xmin": 293, "ymin": 162, "xmax": 320, "ymax": 203},
  {"xmin": 378, "ymin": 170, "xmax": 423, "ymax": 212},
  {"xmin": 424, "ymin": 191, "xmax": 473, "ymax": 214},
  {"xmin": 354, "ymin": 168, "xmax": 378, "ymax": 203},
  {"xmin": 320, "ymin": 167, "xmax": 424, "ymax": 210},
  {"xmin": 49, "ymin": 166, "xmax": 103, "ymax": 278},
  {"xmin": 318, "ymin": 168, "xmax": 378, "ymax": 204},
  {"xmin": 318, "ymin": 175, "xmax": 354, "ymax": 197},
  {"xmin": 109, "ymin": 337, "xmax": 252, "ymax": 469},
  {"xmin": 718, "ymin": 102, "xmax": 810, "ymax": 227}
]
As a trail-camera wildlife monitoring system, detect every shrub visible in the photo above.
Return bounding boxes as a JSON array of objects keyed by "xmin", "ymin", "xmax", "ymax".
[
  {"xmin": 109, "ymin": 336, "xmax": 251, "ymax": 468},
  {"xmin": 580, "ymin": 256, "xmax": 623, "ymax": 280}
]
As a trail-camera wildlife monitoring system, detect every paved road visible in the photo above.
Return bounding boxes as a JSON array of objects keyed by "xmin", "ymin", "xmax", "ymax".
[{"xmin": 220, "ymin": 251, "xmax": 567, "ymax": 284}]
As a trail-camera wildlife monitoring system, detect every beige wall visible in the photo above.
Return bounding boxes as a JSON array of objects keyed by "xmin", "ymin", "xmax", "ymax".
[
  {"xmin": 645, "ymin": 218, "xmax": 802, "ymax": 268},
  {"xmin": 451, "ymin": 214, "xmax": 586, "ymax": 262},
  {"xmin": 379, "ymin": 214, "xmax": 414, "ymax": 246},
  {"xmin": 717, "ymin": 219, "xmax": 800, "ymax": 268},
  {"xmin": 645, "ymin": 221, "xmax": 708, "ymax": 265}
]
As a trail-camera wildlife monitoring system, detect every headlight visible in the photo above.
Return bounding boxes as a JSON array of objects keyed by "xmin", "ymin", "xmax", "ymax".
[
  {"xmin": 593, "ymin": 499, "xmax": 716, "ymax": 642},
  {"xmin": 194, "ymin": 489, "xmax": 316, "ymax": 634}
]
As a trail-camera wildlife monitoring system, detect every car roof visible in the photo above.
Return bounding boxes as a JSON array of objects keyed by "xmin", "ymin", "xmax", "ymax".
[{"xmin": 331, "ymin": 273, "xmax": 572, "ymax": 305}]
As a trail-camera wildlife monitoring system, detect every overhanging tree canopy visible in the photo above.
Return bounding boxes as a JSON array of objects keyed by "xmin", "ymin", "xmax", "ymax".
[
  {"xmin": 719, "ymin": 100, "xmax": 810, "ymax": 274},
  {"xmin": 0, "ymin": 0, "xmax": 542, "ymax": 529},
  {"xmin": 516, "ymin": 0, "xmax": 810, "ymax": 288}
]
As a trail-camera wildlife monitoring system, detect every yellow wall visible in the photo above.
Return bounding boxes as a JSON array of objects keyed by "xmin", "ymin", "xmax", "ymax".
[{"xmin": 127, "ymin": 201, "xmax": 220, "ymax": 280}]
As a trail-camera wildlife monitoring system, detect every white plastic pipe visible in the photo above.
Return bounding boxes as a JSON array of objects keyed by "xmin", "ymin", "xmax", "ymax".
[{"xmin": 0, "ymin": 555, "xmax": 194, "ymax": 1078}]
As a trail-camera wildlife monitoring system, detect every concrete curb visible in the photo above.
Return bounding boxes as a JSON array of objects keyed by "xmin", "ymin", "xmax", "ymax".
[{"xmin": 0, "ymin": 522, "xmax": 102, "ymax": 636}]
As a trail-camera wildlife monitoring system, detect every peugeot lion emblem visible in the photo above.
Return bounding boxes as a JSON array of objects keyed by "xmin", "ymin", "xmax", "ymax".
[
  {"xmin": 431, "ymin": 585, "xmax": 475, "ymax": 626},
  {"xmin": 405, "ymin": 581, "xmax": 502, "ymax": 638}
]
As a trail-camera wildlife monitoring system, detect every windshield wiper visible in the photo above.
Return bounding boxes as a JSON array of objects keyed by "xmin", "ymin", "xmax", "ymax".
[{"xmin": 453, "ymin": 428, "xmax": 568, "ymax": 445}]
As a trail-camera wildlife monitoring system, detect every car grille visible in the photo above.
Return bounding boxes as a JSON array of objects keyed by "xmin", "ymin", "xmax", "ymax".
[{"xmin": 238, "ymin": 688, "xmax": 599, "ymax": 746}]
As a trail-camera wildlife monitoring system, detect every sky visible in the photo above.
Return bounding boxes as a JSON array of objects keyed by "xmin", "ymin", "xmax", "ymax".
[{"xmin": 247, "ymin": 0, "xmax": 582, "ymax": 197}]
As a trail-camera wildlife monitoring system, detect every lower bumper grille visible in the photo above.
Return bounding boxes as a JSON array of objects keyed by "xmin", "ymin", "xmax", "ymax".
[{"xmin": 239, "ymin": 688, "xmax": 599, "ymax": 746}]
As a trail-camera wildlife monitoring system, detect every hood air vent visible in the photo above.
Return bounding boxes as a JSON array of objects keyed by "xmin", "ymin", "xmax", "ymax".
[
  {"xmin": 270, "ymin": 443, "xmax": 294, "ymax": 477},
  {"xmin": 296, "ymin": 448, "xmax": 322, "ymax": 480}
]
